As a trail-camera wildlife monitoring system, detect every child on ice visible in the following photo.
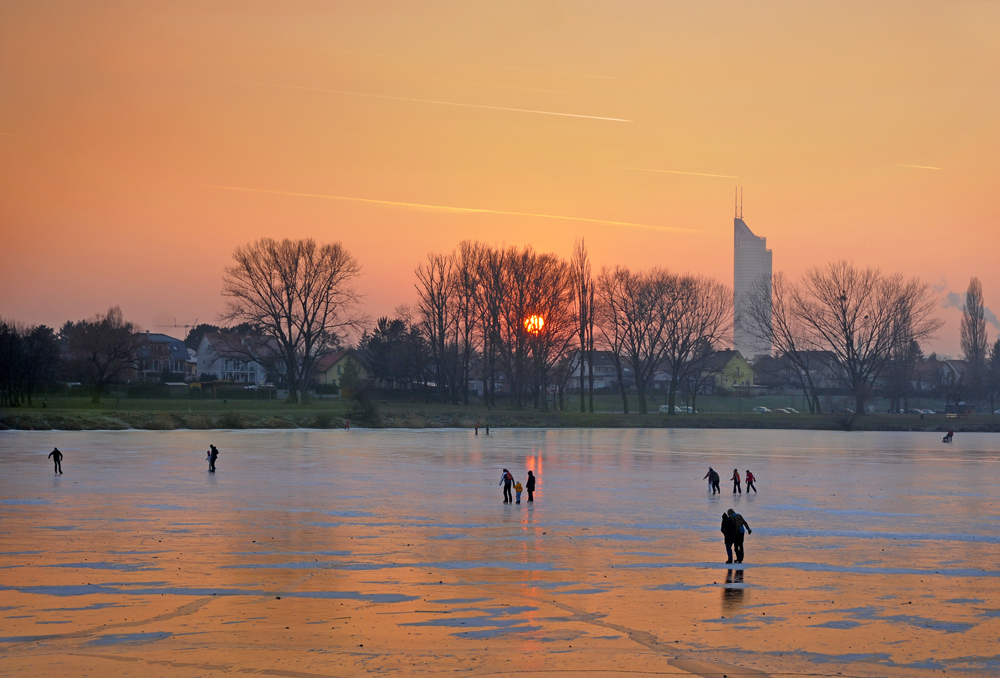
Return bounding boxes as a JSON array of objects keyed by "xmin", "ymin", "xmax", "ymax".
[{"xmin": 514, "ymin": 480, "xmax": 523, "ymax": 504}]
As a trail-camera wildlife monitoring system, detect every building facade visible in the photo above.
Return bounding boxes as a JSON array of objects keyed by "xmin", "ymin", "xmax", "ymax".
[{"xmin": 733, "ymin": 205, "xmax": 773, "ymax": 360}]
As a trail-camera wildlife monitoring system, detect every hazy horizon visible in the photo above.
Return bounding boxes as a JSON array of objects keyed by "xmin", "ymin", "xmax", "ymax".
[{"xmin": 2, "ymin": 1, "xmax": 998, "ymax": 355}]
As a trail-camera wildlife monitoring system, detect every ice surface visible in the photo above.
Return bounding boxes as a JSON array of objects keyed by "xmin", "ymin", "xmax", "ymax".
[{"xmin": 1, "ymin": 428, "xmax": 999, "ymax": 677}]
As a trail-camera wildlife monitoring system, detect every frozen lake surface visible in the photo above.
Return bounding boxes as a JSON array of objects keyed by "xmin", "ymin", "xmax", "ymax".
[{"xmin": 2, "ymin": 428, "xmax": 999, "ymax": 677}]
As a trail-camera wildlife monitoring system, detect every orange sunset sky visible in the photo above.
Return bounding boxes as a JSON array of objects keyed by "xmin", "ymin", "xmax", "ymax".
[{"xmin": 2, "ymin": 1, "xmax": 998, "ymax": 356}]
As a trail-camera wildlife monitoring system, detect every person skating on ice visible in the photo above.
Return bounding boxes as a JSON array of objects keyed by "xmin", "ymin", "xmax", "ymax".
[
  {"xmin": 526, "ymin": 470, "xmax": 536, "ymax": 503},
  {"xmin": 48, "ymin": 447, "xmax": 63, "ymax": 474},
  {"xmin": 745, "ymin": 469, "xmax": 757, "ymax": 493},
  {"xmin": 731, "ymin": 468, "xmax": 741, "ymax": 494},
  {"xmin": 727, "ymin": 508, "xmax": 752, "ymax": 563},
  {"xmin": 499, "ymin": 468, "xmax": 513, "ymax": 504}
]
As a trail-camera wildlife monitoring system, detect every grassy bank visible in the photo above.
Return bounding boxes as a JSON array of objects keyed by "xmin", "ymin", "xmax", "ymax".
[{"xmin": 2, "ymin": 397, "xmax": 1000, "ymax": 432}]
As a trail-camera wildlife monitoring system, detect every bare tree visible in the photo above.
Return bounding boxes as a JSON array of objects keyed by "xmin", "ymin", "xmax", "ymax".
[
  {"xmin": 452, "ymin": 242, "xmax": 483, "ymax": 404},
  {"xmin": 222, "ymin": 238, "xmax": 363, "ymax": 404},
  {"xmin": 415, "ymin": 253, "xmax": 457, "ymax": 403},
  {"xmin": 595, "ymin": 267, "xmax": 677, "ymax": 414},
  {"xmin": 62, "ymin": 306, "xmax": 137, "ymax": 403},
  {"xmin": 743, "ymin": 272, "xmax": 824, "ymax": 412},
  {"xmin": 961, "ymin": 277, "xmax": 990, "ymax": 405},
  {"xmin": 572, "ymin": 239, "xmax": 596, "ymax": 413},
  {"xmin": 595, "ymin": 266, "xmax": 634, "ymax": 414},
  {"xmin": 793, "ymin": 261, "xmax": 942, "ymax": 415},
  {"xmin": 523, "ymin": 253, "xmax": 575, "ymax": 411},
  {"xmin": 661, "ymin": 276, "xmax": 734, "ymax": 415}
]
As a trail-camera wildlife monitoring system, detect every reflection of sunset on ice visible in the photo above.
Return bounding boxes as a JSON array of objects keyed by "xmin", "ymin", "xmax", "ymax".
[{"xmin": 2, "ymin": 429, "xmax": 999, "ymax": 677}]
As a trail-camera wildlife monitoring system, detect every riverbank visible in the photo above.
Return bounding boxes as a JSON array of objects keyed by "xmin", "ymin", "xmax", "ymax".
[{"xmin": 2, "ymin": 399, "xmax": 998, "ymax": 432}]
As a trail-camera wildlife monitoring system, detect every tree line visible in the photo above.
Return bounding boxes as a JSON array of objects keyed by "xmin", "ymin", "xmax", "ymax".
[{"xmin": 3, "ymin": 236, "xmax": 996, "ymax": 416}]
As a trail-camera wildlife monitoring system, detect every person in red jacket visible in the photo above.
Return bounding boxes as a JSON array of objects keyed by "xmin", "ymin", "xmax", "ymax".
[
  {"xmin": 731, "ymin": 468, "xmax": 741, "ymax": 494},
  {"xmin": 745, "ymin": 469, "xmax": 757, "ymax": 494}
]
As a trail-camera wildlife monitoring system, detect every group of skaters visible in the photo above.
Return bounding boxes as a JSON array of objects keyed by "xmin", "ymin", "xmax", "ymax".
[
  {"xmin": 703, "ymin": 466, "xmax": 755, "ymax": 563},
  {"xmin": 499, "ymin": 468, "xmax": 535, "ymax": 504},
  {"xmin": 703, "ymin": 466, "xmax": 756, "ymax": 495}
]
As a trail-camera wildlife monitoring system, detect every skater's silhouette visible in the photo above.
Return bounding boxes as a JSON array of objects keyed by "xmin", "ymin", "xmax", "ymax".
[
  {"xmin": 731, "ymin": 468, "xmax": 742, "ymax": 494},
  {"xmin": 48, "ymin": 447, "xmax": 63, "ymax": 474},
  {"xmin": 704, "ymin": 467, "xmax": 720, "ymax": 494},
  {"xmin": 499, "ymin": 468, "xmax": 513, "ymax": 504},
  {"xmin": 526, "ymin": 470, "xmax": 536, "ymax": 503},
  {"xmin": 207, "ymin": 444, "xmax": 219, "ymax": 473},
  {"xmin": 745, "ymin": 469, "xmax": 757, "ymax": 493}
]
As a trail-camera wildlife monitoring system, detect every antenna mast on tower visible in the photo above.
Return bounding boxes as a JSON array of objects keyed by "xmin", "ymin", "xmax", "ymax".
[{"xmin": 735, "ymin": 187, "xmax": 743, "ymax": 219}]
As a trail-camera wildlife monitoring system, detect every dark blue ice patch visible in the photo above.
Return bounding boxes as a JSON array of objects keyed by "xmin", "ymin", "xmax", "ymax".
[
  {"xmin": 946, "ymin": 598, "xmax": 983, "ymax": 604},
  {"xmin": 321, "ymin": 510, "xmax": 375, "ymax": 517},
  {"xmin": 809, "ymin": 620, "xmax": 861, "ymax": 629},
  {"xmin": 428, "ymin": 534, "xmax": 467, "ymax": 540},
  {"xmin": 46, "ymin": 562, "xmax": 160, "ymax": 572},
  {"xmin": 228, "ymin": 551, "xmax": 350, "ymax": 556},
  {"xmin": 647, "ymin": 583, "xmax": 712, "ymax": 591},
  {"xmin": 137, "ymin": 504, "xmax": 187, "ymax": 510},
  {"xmin": 86, "ymin": 632, "xmax": 172, "ymax": 646},
  {"xmin": 37, "ymin": 526, "xmax": 76, "ymax": 531},
  {"xmin": 1, "ymin": 499, "xmax": 50, "ymax": 505},
  {"xmin": 1, "ymin": 551, "xmax": 43, "ymax": 556}
]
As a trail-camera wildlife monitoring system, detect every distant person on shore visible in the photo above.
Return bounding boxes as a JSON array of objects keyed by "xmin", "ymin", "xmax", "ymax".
[
  {"xmin": 704, "ymin": 467, "xmax": 720, "ymax": 494},
  {"xmin": 514, "ymin": 479, "xmax": 523, "ymax": 504},
  {"xmin": 48, "ymin": 447, "xmax": 63, "ymax": 474},
  {"xmin": 208, "ymin": 444, "xmax": 219, "ymax": 473},
  {"xmin": 526, "ymin": 470, "xmax": 536, "ymax": 503},
  {"xmin": 943, "ymin": 430, "xmax": 954, "ymax": 443},
  {"xmin": 745, "ymin": 469, "xmax": 757, "ymax": 494},
  {"xmin": 720, "ymin": 511, "xmax": 738, "ymax": 563},
  {"xmin": 499, "ymin": 468, "xmax": 514, "ymax": 504},
  {"xmin": 731, "ymin": 468, "xmax": 742, "ymax": 494},
  {"xmin": 727, "ymin": 508, "xmax": 752, "ymax": 563}
]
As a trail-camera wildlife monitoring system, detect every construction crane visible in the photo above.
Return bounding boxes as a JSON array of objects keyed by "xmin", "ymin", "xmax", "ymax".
[{"xmin": 157, "ymin": 318, "xmax": 199, "ymax": 331}]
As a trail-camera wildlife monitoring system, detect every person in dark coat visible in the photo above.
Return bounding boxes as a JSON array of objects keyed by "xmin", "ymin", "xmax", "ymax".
[
  {"xmin": 720, "ymin": 511, "xmax": 738, "ymax": 563},
  {"xmin": 727, "ymin": 508, "xmax": 752, "ymax": 563},
  {"xmin": 499, "ymin": 468, "xmax": 513, "ymax": 504},
  {"xmin": 526, "ymin": 470, "xmax": 536, "ymax": 503},
  {"xmin": 208, "ymin": 444, "xmax": 219, "ymax": 473},
  {"xmin": 48, "ymin": 447, "xmax": 63, "ymax": 474},
  {"xmin": 731, "ymin": 468, "xmax": 742, "ymax": 494},
  {"xmin": 704, "ymin": 467, "xmax": 721, "ymax": 494}
]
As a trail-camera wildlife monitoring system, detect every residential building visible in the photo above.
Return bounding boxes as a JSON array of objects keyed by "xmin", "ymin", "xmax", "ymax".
[
  {"xmin": 133, "ymin": 331, "xmax": 196, "ymax": 382},
  {"xmin": 314, "ymin": 349, "xmax": 369, "ymax": 386},
  {"xmin": 702, "ymin": 350, "xmax": 754, "ymax": 391},
  {"xmin": 733, "ymin": 195, "xmax": 773, "ymax": 360},
  {"xmin": 195, "ymin": 333, "xmax": 272, "ymax": 385},
  {"xmin": 567, "ymin": 350, "xmax": 634, "ymax": 391}
]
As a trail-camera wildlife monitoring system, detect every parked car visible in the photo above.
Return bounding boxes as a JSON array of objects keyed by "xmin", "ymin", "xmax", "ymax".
[
  {"xmin": 783, "ymin": 408, "xmax": 800, "ymax": 414},
  {"xmin": 995, "ymin": 409, "xmax": 1000, "ymax": 415},
  {"xmin": 920, "ymin": 409, "xmax": 935, "ymax": 415},
  {"xmin": 751, "ymin": 406, "xmax": 771, "ymax": 413}
]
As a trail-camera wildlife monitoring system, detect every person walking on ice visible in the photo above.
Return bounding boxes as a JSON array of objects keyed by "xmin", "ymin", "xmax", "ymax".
[
  {"xmin": 48, "ymin": 447, "xmax": 63, "ymax": 474},
  {"xmin": 499, "ymin": 468, "xmax": 514, "ymax": 504},
  {"xmin": 704, "ymin": 467, "xmax": 720, "ymax": 494},
  {"xmin": 207, "ymin": 444, "xmax": 219, "ymax": 473},
  {"xmin": 514, "ymin": 479, "xmax": 523, "ymax": 504},
  {"xmin": 526, "ymin": 470, "xmax": 536, "ymax": 503},
  {"xmin": 727, "ymin": 508, "xmax": 752, "ymax": 563},
  {"xmin": 731, "ymin": 468, "xmax": 742, "ymax": 494},
  {"xmin": 745, "ymin": 469, "xmax": 757, "ymax": 493}
]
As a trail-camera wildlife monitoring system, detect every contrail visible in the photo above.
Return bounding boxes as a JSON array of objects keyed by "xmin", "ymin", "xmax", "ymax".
[
  {"xmin": 898, "ymin": 164, "xmax": 942, "ymax": 170},
  {"xmin": 425, "ymin": 77, "xmax": 569, "ymax": 95},
  {"xmin": 200, "ymin": 184, "xmax": 692, "ymax": 233},
  {"xmin": 146, "ymin": 28, "xmax": 616, "ymax": 80},
  {"xmin": 617, "ymin": 166, "xmax": 738, "ymax": 179},
  {"xmin": 215, "ymin": 77, "xmax": 631, "ymax": 122},
  {"xmin": 0, "ymin": 132, "xmax": 26, "ymax": 137}
]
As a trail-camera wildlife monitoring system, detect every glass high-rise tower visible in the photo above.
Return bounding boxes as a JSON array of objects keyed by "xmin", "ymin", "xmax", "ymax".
[{"xmin": 733, "ymin": 206, "xmax": 772, "ymax": 360}]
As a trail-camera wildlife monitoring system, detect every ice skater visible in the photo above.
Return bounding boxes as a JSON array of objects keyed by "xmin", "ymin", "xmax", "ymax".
[
  {"xmin": 745, "ymin": 469, "xmax": 757, "ymax": 494},
  {"xmin": 727, "ymin": 508, "xmax": 752, "ymax": 563},
  {"xmin": 475, "ymin": 421, "xmax": 480, "ymax": 435},
  {"xmin": 720, "ymin": 511, "xmax": 738, "ymax": 563},
  {"xmin": 47, "ymin": 447, "xmax": 63, "ymax": 474},
  {"xmin": 943, "ymin": 430, "xmax": 954, "ymax": 443},
  {"xmin": 731, "ymin": 468, "xmax": 742, "ymax": 494},
  {"xmin": 526, "ymin": 470, "xmax": 536, "ymax": 503},
  {"xmin": 499, "ymin": 468, "xmax": 514, "ymax": 504},
  {"xmin": 514, "ymin": 479, "xmax": 523, "ymax": 504},
  {"xmin": 704, "ymin": 467, "xmax": 720, "ymax": 494},
  {"xmin": 207, "ymin": 444, "xmax": 219, "ymax": 473}
]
